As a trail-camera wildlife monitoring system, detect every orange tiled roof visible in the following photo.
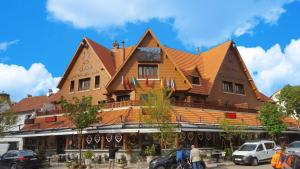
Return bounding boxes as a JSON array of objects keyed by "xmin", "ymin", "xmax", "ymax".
[
  {"xmin": 12, "ymin": 96, "xmax": 50, "ymax": 113},
  {"xmin": 21, "ymin": 106, "xmax": 299, "ymax": 132},
  {"xmin": 21, "ymin": 116, "xmax": 72, "ymax": 131}
]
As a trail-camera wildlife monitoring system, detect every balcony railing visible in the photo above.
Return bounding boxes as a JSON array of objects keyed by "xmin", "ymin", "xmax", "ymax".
[{"xmin": 35, "ymin": 100, "xmax": 257, "ymax": 117}]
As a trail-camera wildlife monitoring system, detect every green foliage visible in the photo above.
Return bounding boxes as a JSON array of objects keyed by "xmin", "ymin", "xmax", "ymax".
[
  {"xmin": 0, "ymin": 98, "xmax": 17, "ymax": 135},
  {"xmin": 83, "ymin": 150, "xmax": 94, "ymax": 159},
  {"xmin": 258, "ymin": 102, "xmax": 287, "ymax": 137},
  {"xmin": 220, "ymin": 118, "xmax": 246, "ymax": 153},
  {"xmin": 141, "ymin": 89, "xmax": 176, "ymax": 147},
  {"xmin": 145, "ymin": 144, "xmax": 156, "ymax": 156},
  {"xmin": 277, "ymin": 85, "xmax": 300, "ymax": 124},
  {"xmin": 61, "ymin": 96, "xmax": 101, "ymax": 166},
  {"xmin": 61, "ymin": 96, "xmax": 100, "ymax": 132}
]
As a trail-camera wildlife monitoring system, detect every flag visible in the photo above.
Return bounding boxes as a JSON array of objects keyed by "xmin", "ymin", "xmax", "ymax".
[
  {"xmin": 171, "ymin": 79, "xmax": 175, "ymax": 91},
  {"xmin": 160, "ymin": 78, "xmax": 164, "ymax": 88},
  {"xmin": 166, "ymin": 78, "xmax": 170, "ymax": 88},
  {"xmin": 127, "ymin": 77, "xmax": 131, "ymax": 90},
  {"xmin": 121, "ymin": 76, "xmax": 124, "ymax": 85},
  {"xmin": 131, "ymin": 76, "xmax": 136, "ymax": 87}
]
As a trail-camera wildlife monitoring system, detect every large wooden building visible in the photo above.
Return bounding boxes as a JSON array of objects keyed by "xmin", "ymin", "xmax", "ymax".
[{"xmin": 7, "ymin": 29, "xmax": 299, "ymax": 160}]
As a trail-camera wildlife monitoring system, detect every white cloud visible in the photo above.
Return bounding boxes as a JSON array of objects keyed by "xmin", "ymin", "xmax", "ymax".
[
  {"xmin": 46, "ymin": 0, "xmax": 293, "ymax": 47},
  {"xmin": 0, "ymin": 63, "xmax": 60, "ymax": 102},
  {"xmin": 0, "ymin": 40, "xmax": 19, "ymax": 52},
  {"xmin": 238, "ymin": 39, "xmax": 300, "ymax": 96}
]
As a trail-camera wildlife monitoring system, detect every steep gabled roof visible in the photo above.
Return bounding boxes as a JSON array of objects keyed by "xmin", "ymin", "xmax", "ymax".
[
  {"xmin": 85, "ymin": 38, "xmax": 115, "ymax": 76},
  {"xmin": 106, "ymin": 28, "xmax": 193, "ymax": 90},
  {"xmin": 198, "ymin": 41, "xmax": 233, "ymax": 94},
  {"xmin": 57, "ymin": 37, "xmax": 115, "ymax": 89}
]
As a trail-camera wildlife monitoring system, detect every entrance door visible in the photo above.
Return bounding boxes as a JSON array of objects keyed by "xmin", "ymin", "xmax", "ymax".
[{"xmin": 56, "ymin": 136, "xmax": 66, "ymax": 154}]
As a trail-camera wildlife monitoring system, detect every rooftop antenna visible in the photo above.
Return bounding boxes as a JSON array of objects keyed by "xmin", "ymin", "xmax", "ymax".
[
  {"xmin": 121, "ymin": 40, "xmax": 125, "ymax": 62},
  {"xmin": 196, "ymin": 47, "xmax": 201, "ymax": 55}
]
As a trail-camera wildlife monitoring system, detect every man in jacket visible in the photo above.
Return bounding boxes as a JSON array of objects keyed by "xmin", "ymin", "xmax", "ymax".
[
  {"xmin": 271, "ymin": 147, "xmax": 285, "ymax": 169},
  {"xmin": 190, "ymin": 145, "xmax": 203, "ymax": 169}
]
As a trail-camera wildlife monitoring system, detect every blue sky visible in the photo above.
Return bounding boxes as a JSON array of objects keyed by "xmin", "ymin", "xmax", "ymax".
[{"xmin": 1, "ymin": 0, "xmax": 300, "ymax": 101}]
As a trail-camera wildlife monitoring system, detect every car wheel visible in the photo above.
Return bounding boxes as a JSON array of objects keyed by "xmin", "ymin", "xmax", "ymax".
[
  {"xmin": 10, "ymin": 164, "xmax": 17, "ymax": 169},
  {"xmin": 156, "ymin": 166, "xmax": 166, "ymax": 169},
  {"xmin": 251, "ymin": 158, "xmax": 258, "ymax": 166}
]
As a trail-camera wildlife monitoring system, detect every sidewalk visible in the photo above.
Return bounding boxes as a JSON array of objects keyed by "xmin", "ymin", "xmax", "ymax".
[{"xmin": 47, "ymin": 161, "xmax": 235, "ymax": 169}]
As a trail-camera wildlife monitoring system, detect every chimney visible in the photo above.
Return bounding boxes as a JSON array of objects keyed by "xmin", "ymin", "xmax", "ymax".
[
  {"xmin": 27, "ymin": 94, "xmax": 32, "ymax": 98},
  {"xmin": 121, "ymin": 40, "xmax": 125, "ymax": 62},
  {"xmin": 48, "ymin": 89, "xmax": 53, "ymax": 96},
  {"xmin": 112, "ymin": 40, "xmax": 119, "ymax": 50}
]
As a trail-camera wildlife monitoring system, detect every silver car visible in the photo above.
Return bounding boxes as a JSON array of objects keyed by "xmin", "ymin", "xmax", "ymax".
[{"xmin": 286, "ymin": 141, "xmax": 300, "ymax": 154}]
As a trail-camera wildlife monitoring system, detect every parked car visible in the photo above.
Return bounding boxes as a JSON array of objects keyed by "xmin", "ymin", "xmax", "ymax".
[
  {"xmin": 0, "ymin": 150, "xmax": 42, "ymax": 169},
  {"xmin": 149, "ymin": 150, "xmax": 178, "ymax": 169},
  {"xmin": 232, "ymin": 140, "xmax": 276, "ymax": 166},
  {"xmin": 283, "ymin": 153, "xmax": 300, "ymax": 169},
  {"xmin": 286, "ymin": 141, "xmax": 300, "ymax": 154}
]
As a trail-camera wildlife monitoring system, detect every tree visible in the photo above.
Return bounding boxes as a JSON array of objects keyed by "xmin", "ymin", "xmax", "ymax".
[
  {"xmin": 141, "ymin": 88, "xmax": 176, "ymax": 148},
  {"xmin": 277, "ymin": 85, "xmax": 300, "ymax": 127},
  {"xmin": 61, "ymin": 96, "xmax": 101, "ymax": 166},
  {"xmin": 0, "ymin": 97, "xmax": 16, "ymax": 135},
  {"xmin": 219, "ymin": 118, "xmax": 246, "ymax": 154},
  {"xmin": 258, "ymin": 102, "xmax": 287, "ymax": 139}
]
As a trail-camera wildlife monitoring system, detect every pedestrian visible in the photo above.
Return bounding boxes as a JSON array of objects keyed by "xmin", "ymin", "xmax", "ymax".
[
  {"xmin": 108, "ymin": 143, "xmax": 119, "ymax": 169},
  {"xmin": 176, "ymin": 145, "xmax": 184, "ymax": 163},
  {"xmin": 271, "ymin": 147, "xmax": 285, "ymax": 169},
  {"xmin": 190, "ymin": 145, "xmax": 203, "ymax": 169}
]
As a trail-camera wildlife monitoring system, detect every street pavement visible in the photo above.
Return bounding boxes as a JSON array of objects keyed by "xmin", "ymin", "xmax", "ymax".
[
  {"xmin": 215, "ymin": 163, "xmax": 273, "ymax": 169},
  {"xmin": 47, "ymin": 163, "xmax": 273, "ymax": 169}
]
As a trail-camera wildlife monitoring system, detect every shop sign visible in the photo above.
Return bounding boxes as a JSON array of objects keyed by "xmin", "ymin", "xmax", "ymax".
[{"xmin": 225, "ymin": 112, "xmax": 236, "ymax": 119}]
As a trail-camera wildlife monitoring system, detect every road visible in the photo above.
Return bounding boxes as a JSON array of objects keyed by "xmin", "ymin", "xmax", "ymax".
[{"xmin": 216, "ymin": 163, "xmax": 273, "ymax": 169}]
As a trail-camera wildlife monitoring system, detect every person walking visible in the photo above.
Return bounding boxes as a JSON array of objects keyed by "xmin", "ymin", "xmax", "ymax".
[
  {"xmin": 190, "ymin": 145, "xmax": 203, "ymax": 169},
  {"xmin": 108, "ymin": 143, "xmax": 119, "ymax": 169},
  {"xmin": 271, "ymin": 147, "xmax": 285, "ymax": 169}
]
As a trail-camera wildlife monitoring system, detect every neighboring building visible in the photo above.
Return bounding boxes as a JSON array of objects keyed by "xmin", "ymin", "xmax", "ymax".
[{"xmin": 8, "ymin": 29, "xmax": 299, "ymax": 159}]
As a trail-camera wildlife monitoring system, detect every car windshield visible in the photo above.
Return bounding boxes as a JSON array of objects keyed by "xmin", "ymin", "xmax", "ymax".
[
  {"xmin": 19, "ymin": 150, "xmax": 35, "ymax": 156},
  {"xmin": 289, "ymin": 142, "xmax": 300, "ymax": 148},
  {"xmin": 239, "ymin": 144, "xmax": 257, "ymax": 151}
]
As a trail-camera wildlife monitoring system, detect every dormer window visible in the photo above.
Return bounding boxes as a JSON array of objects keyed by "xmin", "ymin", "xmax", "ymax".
[{"xmin": 192, "ymin": 76, "xmax": 200, "ymax": 85}]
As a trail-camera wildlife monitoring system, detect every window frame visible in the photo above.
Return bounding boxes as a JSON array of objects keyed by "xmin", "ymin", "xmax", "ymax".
[
  {"xmin": 137, "ymin": 64, "xmax": 159, "ymax": 80},
  {"xmin": 95, "ymin": 75, "xmax": 100, "ymax": 89},
  {"xmin": 222, "ymin": 81, "xmax": 233, "ymax": 93},
  {"xmin": 78, "ymin": 78, "xmax": 91, "ymax": 91},
  {"xmin": 191, "ymin": 76, "xmax": 201, "ymax": 86},
  {"xmin": 70, "ymin": 80, "xmax": 75, "ymax": 93},
  {"xmin": 235, "ymin": 83, "xmax": 245, "ymax": 95}
]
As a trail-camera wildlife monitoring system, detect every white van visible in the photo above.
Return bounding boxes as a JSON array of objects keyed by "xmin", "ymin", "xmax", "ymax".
[
  {"xmin": 0, "ymin": 143, "xmax": 9, "ymax": 156},
  {"xmin": 232, "ymin": 140, "xmax": 276, "ymax": 166}
]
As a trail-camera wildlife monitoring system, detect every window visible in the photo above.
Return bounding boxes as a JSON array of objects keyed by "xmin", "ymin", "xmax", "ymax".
[
  {"xmin": 192, "ymin": 76, "xmax": 200, "ymax": 85},
  {"xmin": 264, "ymin": 143, "xmax": 274, "ymax": 150},
  {"xmin": 256, "ymin": 144, "xmax": 264, "ymax": 152},
  {"xmin": 138, "ymin": 64, "xmax": 158, "ymax": 79},
  {"xmin": 78, "ymin": 78, "xmax": 91, "ymax": 91},
  {"xmin": 235, "ymin": 83, "xmax": 245, "ymax": 94},
  {"xmin": 70, "ymin": 80, "xmax": 75, "ymax": 92},
  {"xmin": 222, "ymin": 81, "xmax": 233, "ymax": 93},
  {"xmin": 116, "ymin": 95, "xmax": 130, "ymax": 102},
  {"xmin": 95, "ymin": 76, "xmax": 100, "ymax": 88}
]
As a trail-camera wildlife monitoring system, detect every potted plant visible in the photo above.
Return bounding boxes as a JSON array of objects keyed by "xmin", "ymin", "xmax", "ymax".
[
  {"xmin": 145, "ymin": 144, "xmax": 156, "ymax": 163},
  {"xmin": 84, "ymin": 150, "xmax": 94, "ymax": 169},
  {"xmin": 117, "ymin": 158, "xmax": 127, "ymax": 169}
]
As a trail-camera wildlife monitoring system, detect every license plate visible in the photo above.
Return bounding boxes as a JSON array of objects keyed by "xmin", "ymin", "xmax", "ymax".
[
  {"xmin": 235, "ymin": 158, "xmax": 242, "ymax": 161},
  {"xmin": 30, "ymin": 158, "xmax": 37, "ymax": 160}
]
